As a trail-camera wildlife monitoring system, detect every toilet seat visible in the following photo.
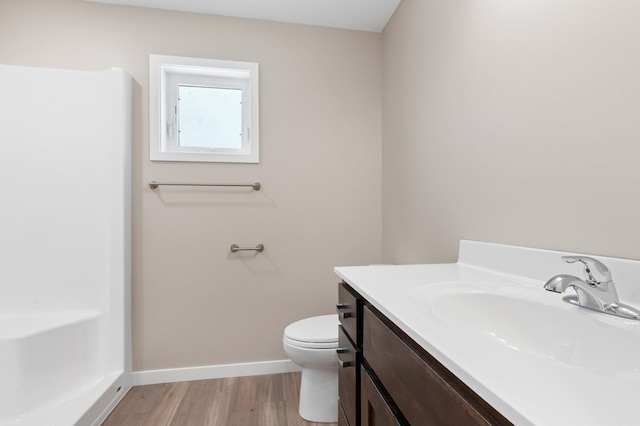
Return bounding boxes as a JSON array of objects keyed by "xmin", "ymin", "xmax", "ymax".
[{"xmin": 284, "ymin": 314, "xmax": 338, "ymax": 349}]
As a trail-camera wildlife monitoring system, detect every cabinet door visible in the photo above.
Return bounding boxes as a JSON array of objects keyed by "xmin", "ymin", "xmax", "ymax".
[
  {"xmin": 338, "ymin": 325, "xmax": 360, "ymax": 426},
  {"xmin": 361, "ymin": 366, "xmax": 403, "ymax": 426}
]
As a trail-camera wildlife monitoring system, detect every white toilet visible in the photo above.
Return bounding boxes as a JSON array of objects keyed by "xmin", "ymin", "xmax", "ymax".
[{"xmin": 283, "ymin": 314, "xmax": 339, "ymax": 423}]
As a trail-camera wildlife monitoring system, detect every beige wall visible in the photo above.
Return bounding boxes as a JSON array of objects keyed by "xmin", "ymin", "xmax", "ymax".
[
  {"xmin": 9, "ymin": 0, "xmax": 636, "ymax": 374},
  {"xmin": 382, "ymin": 0, "xmax": 640, "ymax": 264},
  {"xmin": 0, "ymin": 0, "xmax": 382, "ymax": 371}
]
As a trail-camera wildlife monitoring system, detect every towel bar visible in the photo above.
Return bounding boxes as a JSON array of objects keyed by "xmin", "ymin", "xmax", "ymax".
[
  {"xmin": 230, "ymin": 244, "xmax": 265, "ymax": 253},
  {"xmin": 149, "ymin": 181, "xmax": 261, "ymax": 191}
]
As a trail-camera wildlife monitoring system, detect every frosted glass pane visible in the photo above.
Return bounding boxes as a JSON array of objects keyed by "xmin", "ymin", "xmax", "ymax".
[{"xmin": 178, "ymin": 85, "xmax": 242, "ymax": 149}]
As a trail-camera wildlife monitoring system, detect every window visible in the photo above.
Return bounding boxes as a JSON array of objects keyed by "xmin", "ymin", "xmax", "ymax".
[{"xmin": 149, "ymin": 54, "xmax": 259, "ymax": 163}]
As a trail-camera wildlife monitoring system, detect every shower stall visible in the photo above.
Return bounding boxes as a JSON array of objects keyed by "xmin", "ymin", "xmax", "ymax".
[{"xmin": 0, "ymin": 64, "xmax": 132, "ymax": 425}]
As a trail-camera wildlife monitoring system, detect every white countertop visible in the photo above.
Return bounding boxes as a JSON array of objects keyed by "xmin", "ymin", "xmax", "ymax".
[{"xmin": 334, "ymin": 241, "xmax": 640, "ymax": 426}]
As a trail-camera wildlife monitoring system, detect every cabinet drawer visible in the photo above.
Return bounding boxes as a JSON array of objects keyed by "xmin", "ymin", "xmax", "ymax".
[
  {"xmin": 338, "ymin": 325, "xmax": 360, "ymax": 426},
  {"xmin": 363, "ymin": 306, "xmax": 512, "ymax": 426},
  {"xmin": 337, "ymin": 282, "xmax": 362, "ymax": 344}
]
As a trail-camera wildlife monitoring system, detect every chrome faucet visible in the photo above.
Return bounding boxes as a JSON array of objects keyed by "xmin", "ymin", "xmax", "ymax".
[{"xmin": 544, "ymin": 256, "xmax": 640, "ymax": 320}]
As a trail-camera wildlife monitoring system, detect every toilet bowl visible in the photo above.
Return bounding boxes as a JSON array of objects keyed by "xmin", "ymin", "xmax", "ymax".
[{"xmin": 283, "ymin": 314, "xmax": 339, "ymax": 423}]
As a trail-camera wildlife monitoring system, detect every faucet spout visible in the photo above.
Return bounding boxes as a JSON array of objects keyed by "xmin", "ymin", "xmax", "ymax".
[
  {"xmin": 544, "ymin": 274, "xmax": 612, "ymax": 311},
  {"xmin": 543, "ymin": 274, "xmax": 582, "ymax": 293}
]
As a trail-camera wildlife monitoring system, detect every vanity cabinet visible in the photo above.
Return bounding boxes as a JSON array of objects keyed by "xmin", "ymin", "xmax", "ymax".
[{"xmin": 339, "ymin": 281, "xmax": 512, "ymax": 426}]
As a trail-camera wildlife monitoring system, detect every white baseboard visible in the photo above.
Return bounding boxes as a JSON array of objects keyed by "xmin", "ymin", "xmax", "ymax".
[{"xmin": 131, "ymin": 359, "xmax": 301, "ymax": 386}]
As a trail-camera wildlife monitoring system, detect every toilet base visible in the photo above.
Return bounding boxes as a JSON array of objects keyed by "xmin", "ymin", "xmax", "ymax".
[{"xmin": 298, "ymin": 365, "xmax": 338, "ymax": 423}]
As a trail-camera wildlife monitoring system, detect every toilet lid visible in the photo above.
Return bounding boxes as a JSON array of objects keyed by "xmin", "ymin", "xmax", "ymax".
[{"xmin": 284, "ymin": 314, "xmax": 339, "ymax": 344}]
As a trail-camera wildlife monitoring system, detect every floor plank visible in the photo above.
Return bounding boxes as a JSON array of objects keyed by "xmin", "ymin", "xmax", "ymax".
[{"xmin": 102, "ymin": 372, "xmax": 337, "ymax": 426}]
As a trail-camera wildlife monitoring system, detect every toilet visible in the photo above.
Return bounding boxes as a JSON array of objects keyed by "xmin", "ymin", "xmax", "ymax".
[{"xmin": 283, "ymin": 314, "xmax": 339, "ymax": 423}]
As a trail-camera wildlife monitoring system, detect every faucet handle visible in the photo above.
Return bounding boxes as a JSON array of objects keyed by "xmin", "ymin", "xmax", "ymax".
[{"xmin": 561, "ymin": 256, "xmax": 612, "ymax": 285}]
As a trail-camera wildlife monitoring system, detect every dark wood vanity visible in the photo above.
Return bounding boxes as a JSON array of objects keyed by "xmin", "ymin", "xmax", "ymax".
[{"xmin": 337, "ymin": 282, "xmax": 513, "ymax": 426}]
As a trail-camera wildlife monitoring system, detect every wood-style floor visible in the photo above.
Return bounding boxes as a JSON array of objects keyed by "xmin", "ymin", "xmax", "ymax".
[{"xmin": 102, "ymin": 372, "xmax": 337, "ymax": 426}]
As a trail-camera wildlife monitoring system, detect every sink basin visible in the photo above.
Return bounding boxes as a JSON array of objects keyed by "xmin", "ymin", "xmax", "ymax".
[{"xmin": 410, "ymin": 281, "xmax": 640, "ymax": 376}]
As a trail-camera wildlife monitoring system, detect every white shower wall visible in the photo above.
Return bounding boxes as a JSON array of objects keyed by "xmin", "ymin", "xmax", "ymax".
[
  {"xmin": 2, "ymin": 66, "xmax": 120, "ymax": 312},
  {"xmin": 0, "ymin": 64, "xmax": 132, "ymax": 425}
]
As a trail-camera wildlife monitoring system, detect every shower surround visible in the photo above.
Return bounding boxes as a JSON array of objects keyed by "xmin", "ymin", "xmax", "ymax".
[{"xmin": 0, "ymin": 64, "xmax": 132, "ymax": 425}]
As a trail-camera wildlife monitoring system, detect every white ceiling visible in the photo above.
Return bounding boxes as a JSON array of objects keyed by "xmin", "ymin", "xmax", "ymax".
[{"xmin": 84, "ymin": 0, "xmax": 401, "ymax": 33}]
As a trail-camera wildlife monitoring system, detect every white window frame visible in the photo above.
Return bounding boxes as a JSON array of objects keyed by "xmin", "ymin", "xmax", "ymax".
[{"xmin": 149, "ymin": 54, "xmax": 259, "ymax": 163}]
